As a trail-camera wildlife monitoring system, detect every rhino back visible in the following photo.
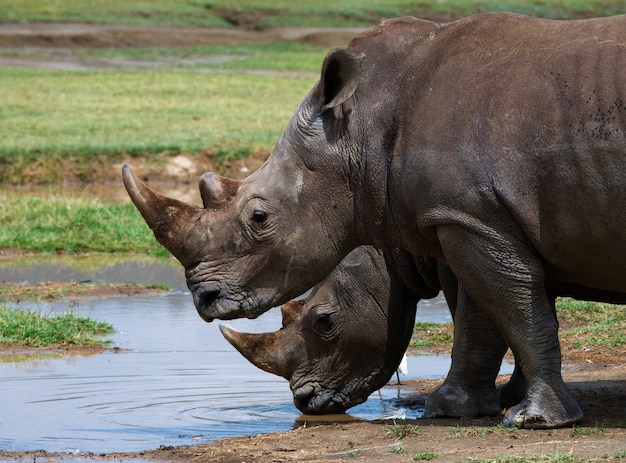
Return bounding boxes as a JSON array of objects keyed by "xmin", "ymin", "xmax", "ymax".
[{"xmin": 348, "ymin": 12, "xmax": 626, "ymax": 290}]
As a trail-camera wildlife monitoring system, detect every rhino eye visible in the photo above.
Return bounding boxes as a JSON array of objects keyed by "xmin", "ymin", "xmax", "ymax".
[
  {"xmin": 316, "ymin": 313, "xmax": 333, "ymax": 330},
  {"xmin": 251, "ymin": 210, "xmax": 267, "ymax": 223}
]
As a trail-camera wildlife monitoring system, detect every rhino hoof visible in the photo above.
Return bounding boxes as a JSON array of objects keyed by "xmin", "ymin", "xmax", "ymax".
[{"xmin": 502, "ymin": 399, "xmax": 583, "ymax": 429}]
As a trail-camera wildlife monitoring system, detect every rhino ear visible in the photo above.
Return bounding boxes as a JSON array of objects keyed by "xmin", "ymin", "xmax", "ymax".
[{"xmin": 319, "ymin": 48, "xmax": 364, "ymax": 112}]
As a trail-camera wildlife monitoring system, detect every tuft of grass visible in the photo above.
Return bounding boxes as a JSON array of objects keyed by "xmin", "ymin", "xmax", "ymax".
[
  {"xmin": 569, "ymin": 421, "xmax": 605, "ymax": 437},
  {"xmin": 390, "ymin": 444, "xmax": 407, "ymax": 454},
  {"xmin": 465, "ymin": 452, "xmax": 585, "ymax": 462},
  {"xmin": 384, "ymin": 420, "xmax": 423, "ymax": 440},
  {"xmin": 0, "ymin": 306, "xmax": 114, "ymax": 347},
  {"xmin": 449, "ymin": 424, "xmax": 519, "ymax": 438},
  {"xmin": 414, "ymin": 453, "xmax": 438, "ymax": 461}
]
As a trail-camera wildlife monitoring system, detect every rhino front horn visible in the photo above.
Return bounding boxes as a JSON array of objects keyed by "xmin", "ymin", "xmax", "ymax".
[
  {"xmin": 122, "ymin": 164, "xmax": 202, "ymax": 265},
  {"xmin": 219, "ymin": 324, "xmax": 290, "ymax": 379}
]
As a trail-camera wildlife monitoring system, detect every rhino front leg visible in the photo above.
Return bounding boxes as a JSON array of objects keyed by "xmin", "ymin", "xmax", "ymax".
[
  {"xmin": 424, "ymin": 286, "xmax": 507, "ymax": 418},
  {"xmin": 436, "ymin": 224, "xmax": 582, "ymax": 429}
]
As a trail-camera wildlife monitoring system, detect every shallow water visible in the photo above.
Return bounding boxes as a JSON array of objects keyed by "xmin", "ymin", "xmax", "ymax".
[{"xmin": 0, "ymin": 257, "xmax": 511, "ymax": 454}]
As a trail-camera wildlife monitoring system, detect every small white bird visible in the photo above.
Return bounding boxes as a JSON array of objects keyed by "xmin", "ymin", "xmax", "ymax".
[{"xmin": 396, "ymin": 353, "xmax": 408, "ymax": 384}]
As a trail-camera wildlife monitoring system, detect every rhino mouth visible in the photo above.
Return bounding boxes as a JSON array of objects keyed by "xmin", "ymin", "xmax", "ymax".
[
  {"xmin": 190, "ymin": 283, "xmax": 221, "ymax": 322},
  {"xmin": 292, "ymin": 384, "xmax": 350, "ymax": 414}
]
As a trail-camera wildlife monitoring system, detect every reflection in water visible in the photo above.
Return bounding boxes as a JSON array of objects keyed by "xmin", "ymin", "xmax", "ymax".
[{"xmin": 0, "ymin": 257, "xmax": 511, "ymax": 454}]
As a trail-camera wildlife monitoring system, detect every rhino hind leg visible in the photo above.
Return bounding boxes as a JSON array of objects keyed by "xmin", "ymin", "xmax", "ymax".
[{"xmin": 437, "ymin": 225, "xmax": 583, "ymax": 429}]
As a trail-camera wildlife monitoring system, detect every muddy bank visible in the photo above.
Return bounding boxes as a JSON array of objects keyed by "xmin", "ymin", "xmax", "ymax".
[{"xmin": 2, "ymin": 366, "xmax": 624, "ymax": 463}]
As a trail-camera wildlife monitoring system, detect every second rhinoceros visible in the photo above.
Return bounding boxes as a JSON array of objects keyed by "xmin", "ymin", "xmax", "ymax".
[
  {"xmin": 220, "ymin": 245, "xmax": 442, "ymax": 414},
  {"xmin": 218, "ymin": 245, "xmax": 616, "ymax": 417},
  {"xmin": 124, "ymin": 12, "xmax": 626, "ymax": 428}
]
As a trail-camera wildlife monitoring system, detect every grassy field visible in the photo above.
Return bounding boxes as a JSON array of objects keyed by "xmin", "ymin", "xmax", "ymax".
[
  {"xmin": 0, "ymin": 66, "xmax": 316, "ymax": 178},
  {"xmin": 1, "ymin": 1, "xmax": 625, "ymax": 184},
  {"xmin": 1, "ymin": 0, "xmax": 624, "ymax": 26}
]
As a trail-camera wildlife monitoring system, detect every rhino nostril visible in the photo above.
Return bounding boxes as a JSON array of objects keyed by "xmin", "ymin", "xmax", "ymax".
[
  {"xmin": 293, "ymin": 384, "xmax": 315, "ymax": 400},
  {"xmin": 192, "ymin": 285, "xmax": 220, "ymax": 314}
]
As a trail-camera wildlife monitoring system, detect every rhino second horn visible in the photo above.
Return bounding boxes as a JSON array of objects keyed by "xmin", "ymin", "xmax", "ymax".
[{"xmin": 219, "ymin": 324, "xmax": 289, "ymax": 378}]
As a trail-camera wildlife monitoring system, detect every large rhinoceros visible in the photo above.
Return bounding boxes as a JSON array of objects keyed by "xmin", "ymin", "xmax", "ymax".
[
  {"xmin": 123, "ymin": 12, "xmax": 626, "ymax": 428},
  {"xmin": 220, "ymin": 245, "xmax": 442, "ymax": 414}
]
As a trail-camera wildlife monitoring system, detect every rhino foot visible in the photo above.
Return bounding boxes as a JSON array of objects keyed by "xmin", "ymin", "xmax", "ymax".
[
  {"xmin": 502, "ymin": 387, "xmax": 583, "ymax": 429},
  {"xmin": 423, "ymin": 383, "xmax": 501, "ymax": 418}
]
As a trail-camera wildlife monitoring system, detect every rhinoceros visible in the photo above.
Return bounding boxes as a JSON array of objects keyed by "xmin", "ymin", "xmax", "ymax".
[
  {"xmin": 220, "ymin": 245, "xmax": 441, "ymax": 414},
  {"xmin": 123, "ymin": 12, "xmax": 626, "ymax": 428}
]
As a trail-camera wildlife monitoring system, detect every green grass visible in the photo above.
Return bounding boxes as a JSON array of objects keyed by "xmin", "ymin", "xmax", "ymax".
[
  {"xmin": 450, "ymin": 424, "xmax": 520, "ymax": 438},
  {"xmin": 410, "ymin": 321, "xmax": 453, "ymax": 348},
  {"xmin": 0, "ymin": 0, "xmax": 624, "ymax": 27},
  {"xmin": 0, "ymin": 42, "xmax": 327, "ymax": 73},
  {"xmin": 0, "ymin": 67, "xmax": 315, "ymax": 180},
  {"xmin": 0, "ymin": 306, "xmax": 114, "ymax": 347},
  {"xmin": 556, "ymin": 299, "xmax": 625, "ymax": 349},
  {"xmin": 0, "ymin": 194, "xmax": 167, "ymax": 256},
  {"xmin": 409, "ymin": 299, "xmax": 625, "ymax": 353},
  {"xmin": 384, "ymin": 420, "xmax": 423, "ymax": 440}
]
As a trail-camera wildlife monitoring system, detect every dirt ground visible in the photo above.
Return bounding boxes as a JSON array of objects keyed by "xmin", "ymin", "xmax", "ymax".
[{"xmin": 0, "ymin": 20, "xmax": 624, "ymax": 463}]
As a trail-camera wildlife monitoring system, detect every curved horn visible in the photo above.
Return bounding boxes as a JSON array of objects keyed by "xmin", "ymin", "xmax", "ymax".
[
  {"xmin": 122, "ymin": 164, "xmax": 202, "ymax": 265},
  {"xmin": 219, "ymin": 324, "xmax": 292, "ymax": 379},
  {"xmin": 199, "ymin": 172, "xmax": 240, "ymax": 209}
]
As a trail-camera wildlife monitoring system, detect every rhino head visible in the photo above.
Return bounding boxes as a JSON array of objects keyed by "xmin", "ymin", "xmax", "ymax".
[
  {"xmin": 122, "ymin": 48, "xmax": 375, "ymax": 322},
  {"xmin": 220, "ymin": 246, "xmax": 440, "ymax": 414}
]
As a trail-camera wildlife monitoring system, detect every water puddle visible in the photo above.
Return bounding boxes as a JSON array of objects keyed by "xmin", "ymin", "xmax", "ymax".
[{"xmin": 0, "ymin": 256, "xmax": 512, "ymax": 454}]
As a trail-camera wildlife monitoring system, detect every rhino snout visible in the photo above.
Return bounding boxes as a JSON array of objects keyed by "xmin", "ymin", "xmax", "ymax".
[
  {"xmin": 190, "ymin": 283, "xmax": 220, "ymax": 322},
  {"xmin": 293, "ymin": 384, "xmax": 347, "ymax": 415}
]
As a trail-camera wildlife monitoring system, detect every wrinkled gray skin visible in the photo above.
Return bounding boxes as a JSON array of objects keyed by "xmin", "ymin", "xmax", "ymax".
[
  {"xmin": 123, "ymin": 12, "xmax": 626, "ymax": 428},
  {"xmin": 220, "ymin": 246, "xmax": 441, "ymax": 414}
]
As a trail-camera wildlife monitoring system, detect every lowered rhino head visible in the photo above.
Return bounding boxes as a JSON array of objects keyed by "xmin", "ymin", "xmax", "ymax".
[{"xmin": 220, "ymin": 246, "xmax": 440, "ymax": 414}]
